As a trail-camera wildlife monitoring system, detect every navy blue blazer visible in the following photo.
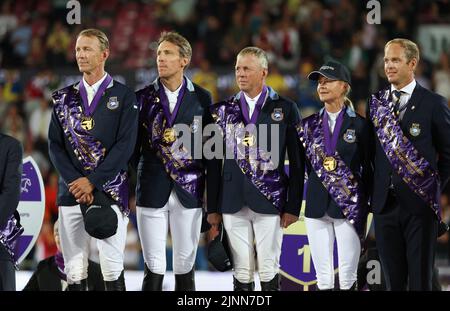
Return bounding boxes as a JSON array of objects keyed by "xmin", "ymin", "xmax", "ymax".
[
  {"xmin": 303, "ymin": 107, "xmax": 373, "ymax": 219},
  {"xmin": 48, "ymin": 79, "xmax": 139, "ymax": 207},
  {"xmin": 134, "ymin": 78, "xmax": 214, "ymax": 209},
  {"xmin": 367, "ymin": 83, "xmax": 450, "ymax": 215},
  {"xmin": 0, "ymin": 134, "xmax": 23, "ymax": 261},
  {"xmin": 208, "ymin": 88, "xmax": 305, "ymax": 216}
]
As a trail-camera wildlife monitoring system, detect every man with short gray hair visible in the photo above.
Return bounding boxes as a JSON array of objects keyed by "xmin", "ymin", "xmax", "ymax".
[{"xmin": 208, "ymin": 47, "xmax": 304, "ymax": 291}]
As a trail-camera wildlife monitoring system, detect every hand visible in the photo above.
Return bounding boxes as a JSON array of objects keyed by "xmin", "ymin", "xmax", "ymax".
[
  {"xmin": 77, "ymin": 192, "xmax": 94, "ymax": 205},
  {"xmin": 207, "ymin": 213, "xmax": 222, "ymax": 229},
  {"xmin": 280, "ymin": 213, "xmax": 298, "ymax": 229},
  {"xmin": 68, "ymin": 177, "xmax": 95, "ymax": 199}
]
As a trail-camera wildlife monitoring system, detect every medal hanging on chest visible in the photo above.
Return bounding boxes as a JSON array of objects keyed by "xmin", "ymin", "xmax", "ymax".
[
  {"xmin": 81, "ymin": 115, "xmax": 95, "ymax": 131},
  {"xmin": 78, "ymin": 74, "xmax": 113, "ymax": 132},
  {"xmin": 322, "ymin": 107, "xmax": 346, "ymax": 172}
]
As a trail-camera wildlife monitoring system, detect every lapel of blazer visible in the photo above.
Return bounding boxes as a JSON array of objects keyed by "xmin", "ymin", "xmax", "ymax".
[{"xmin": 400, "ymin": 83, "xmax": 425, "ymax": 130}]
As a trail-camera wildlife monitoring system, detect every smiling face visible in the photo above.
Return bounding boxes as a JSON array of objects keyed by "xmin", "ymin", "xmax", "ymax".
[
  {"xmin": 157, "ymin": 40, "xmax": 188, "ymax": 80},
  {"xmin": 384, "ymin": 43, "xmax": 416, "ymax": 89},
  {"xmin": 235, "ymin": 53, "xmax": 267, "ymax": 97},
  {"xmin": 316, "ymin": 75, "xmax": 347, "ymax": 104},
  {"xmin": 75, "ymin": 35, "xmax": 109, "ymax": 75}
]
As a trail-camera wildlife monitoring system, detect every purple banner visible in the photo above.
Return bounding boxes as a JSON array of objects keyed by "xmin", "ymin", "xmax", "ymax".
[
  {"xmin": 20, "ymin": 161, "xmax": 42, "ymax": 202},
  {"xmin": 297, "ymin": 113, "xmax": 368, "ymax": 240},
  {"xmin": 53, "ymin": 86, "xmax": 129, "ymax": 215},
  {"xmin": 137, "ymin": 85, "xmax": 205, "ymax": 202},
  {"xmin": 369, "ymin": 88, "xmax": 440, "ymax": 219},
  {"xmin": 211, "ymin": 94, "xmax": 287, "ymax": 210}
]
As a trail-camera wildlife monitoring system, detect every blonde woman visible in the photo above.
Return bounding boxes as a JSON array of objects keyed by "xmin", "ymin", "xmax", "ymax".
[{"xmin": 297, "ymin": 61, "xmax": 372, "ymax": 290}]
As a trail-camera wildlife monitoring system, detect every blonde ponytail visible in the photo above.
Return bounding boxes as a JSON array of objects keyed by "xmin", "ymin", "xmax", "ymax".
[{"xmin": 343, "ymin": 83, "xmax": 354, "ymax": 111}]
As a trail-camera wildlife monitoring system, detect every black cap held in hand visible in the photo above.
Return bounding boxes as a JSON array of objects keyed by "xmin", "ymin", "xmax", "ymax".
[
  {"xmin": 80, "ymin": 191, "xmax": 118, "ymax": 240},
  {"xmin": 207, "ymin": 223, "xmax": 233, "ymax": 272}
]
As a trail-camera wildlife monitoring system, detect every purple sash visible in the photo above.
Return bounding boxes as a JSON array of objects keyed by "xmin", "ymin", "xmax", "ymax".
[
  {"xmin": 52, "ymin": 84, "xmax": 129, "ymax": 215},
  {"xmin": 0, "ymin": 213, "xmax": 24, "ymax": 267},
  {"xmin": 54, "ymin": 251, "xmax": 66, "ymax": 280},
  {"xmin": 369, "ymin": 88, "xmax": 440, "ymax": 218},
  {"xmin": 211, "ymin": 95, "xmax": 287, "ymax": 211},
  {"xmin": 297, "ymin": 112, "xmax": 367, "ymax": 240},
  {"xmin": 137, "ymin": 84, "xmax": 204, "ymax": 202}
]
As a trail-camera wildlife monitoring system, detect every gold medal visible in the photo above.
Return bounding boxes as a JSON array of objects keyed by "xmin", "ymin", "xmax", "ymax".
[
  {"xmin": 323, "ymin": 156, "xmax": 337, "ymax": 172},
  {"xmin": 163, "ymin": 128, "xmax": 177, "ymax": 143},
  {"xmin": 81, "ymin": 116, "xmax": 95, "ymax": 131},
  {"xmin": 242, "ymin": 133, "xmax": 256, "ymax": 147}
]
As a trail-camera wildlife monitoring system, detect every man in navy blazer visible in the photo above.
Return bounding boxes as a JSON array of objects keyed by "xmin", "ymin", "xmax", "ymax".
[
  {"xmin": 207, "ymin": 47, "xmax": 304, "ymax": 291},
  {"xmin": 134, "ymin": 31, "xmax": 214, "ymax": 291},
  {"xmin": 0, "ymin": 133, "xmax": 23, "ymax": 291},
  {"xmin": 367, "ymin": 38, "xmax": 450, "ymax": 290},
  {"xmin": 48, "ymin": 29, "xmax": 138, "ymax": 291}
]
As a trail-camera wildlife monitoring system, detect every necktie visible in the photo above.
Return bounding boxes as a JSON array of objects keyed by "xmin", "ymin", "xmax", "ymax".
[{"xmin": 392, "ymin": 90, "xmax": 406, "ymax": 117}]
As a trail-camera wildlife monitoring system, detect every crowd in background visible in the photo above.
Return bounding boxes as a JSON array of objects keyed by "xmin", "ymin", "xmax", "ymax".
[{"xmin": 0, "ymin": 0, "xmax": 449, "ymax": 274}]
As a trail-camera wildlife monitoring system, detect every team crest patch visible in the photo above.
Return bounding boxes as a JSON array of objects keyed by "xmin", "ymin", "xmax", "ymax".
[
  {"xmin": 107, "ymin": 97, "xmax": 119, "ymax": 110},
  {"xmin": 271, "ymin": 108, "xmax": 284, "ymax": 121},
  {"xmin": 409, "ymin": 123, "xmax": 421, "ymax": 137},
  {"xmin": 190, "ymin": 118, "xmax": 200, "ymax": 133},
  {"xmin": 343, "ymin": 129, "xmax": 356, "ymax": 143}
]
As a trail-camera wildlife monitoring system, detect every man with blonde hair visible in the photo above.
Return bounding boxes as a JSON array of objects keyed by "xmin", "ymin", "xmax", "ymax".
[
  {"xmin": 367, "ymin": 38, "xmax": 450, "ymax": 290},
  {"xmin": 48, "ymin": 28, "xmax": 138, "ymax": 291},
  {"xmin": 134, "ymin": 31, "xmax": 214, "ymax": 291}
]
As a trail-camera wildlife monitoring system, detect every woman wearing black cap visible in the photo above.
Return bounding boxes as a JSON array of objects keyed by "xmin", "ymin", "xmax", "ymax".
[{"xmin": 297, "ymin": 60, "xmax": 372, "ymax": 291}]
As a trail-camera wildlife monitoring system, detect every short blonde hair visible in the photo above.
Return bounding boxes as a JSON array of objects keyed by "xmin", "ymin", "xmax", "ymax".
[
  {"xmin": 158, "ymin": 31, "xmax": 192, "ymax": 62},
  {"xmin": 385, "ymin": 38, "xmax": 420, "ymax": 63},
  {"xmin": 237, "ymin": 46, "xmax": 269, "ymax": 70},
  {"xmin": 78, "ymin": 28, "xmax": 109, "ymax": 51}
]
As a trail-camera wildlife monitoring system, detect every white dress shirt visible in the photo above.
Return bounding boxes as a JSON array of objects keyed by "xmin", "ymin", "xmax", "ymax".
[
  {"xmin": 162, "ymin": 82, "xmax": 183, "ymax": 113},
  {"xmin": 244, "ymin": 91, "xmax": 266, "ymax": 119},
  {"xmin": 82, "ymin": 72, "xmax": 108, "ymax": 106}
]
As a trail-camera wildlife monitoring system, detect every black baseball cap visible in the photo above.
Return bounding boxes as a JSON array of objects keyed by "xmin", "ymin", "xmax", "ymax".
[
  {"xmin": 80, "ymin": 191, "xmax": 118, "ymax": 240},
  {"xmin": 207, "ymin": 223, "xmax": 233, "ymax": 272},
  {"xmin": 307, "ymin": 60, "xmax": 352, "ymax": 86}
]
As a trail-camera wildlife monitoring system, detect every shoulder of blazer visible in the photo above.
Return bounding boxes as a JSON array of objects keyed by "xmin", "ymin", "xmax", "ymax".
[
  {"xmin": 191, "ymin": 82, "xmax": 212, "ymax": 107},
  {"xmin": 0, "ymin": 134, "xmax": 20, "ymax": 151},
  {"xmin": 270, "ymin": 94, "xmax": 299, "ymax": 121},
  {"xmin": 302, "ymin": 112, "xmax": 318, "ymax": 124},
  {"xmin": 135, "ymin": 84, "xmax": 156, "ymax": 104},
  {"xmin": 110, "ymin": 79, "xmax": 133, "ymax": 95},
  {"xmin": 417, "ymin": 83, "xmax": 447, "ymax": 106}
]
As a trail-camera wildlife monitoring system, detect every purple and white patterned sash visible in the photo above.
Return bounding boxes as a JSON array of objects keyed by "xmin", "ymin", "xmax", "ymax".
[
  {"xmin": 297, "ymin": 113, "xmax": 367, "ymax": 240},
  {"xmin": 137, "ymin": 86, "xmax": 205, "ymax": 202},
  {"xmin": 211, "ymin": 96, "xmax": 287, "ymax": 211},
  {"xmin": 0, "ymin": 212, "xmax": 24, "ymax": 267},
  {"xmin": 52, "ymin": 85, "xmax": 129, "ymax": 215},
  {"xmin": 369, "ymin": 88, "xmax": 440, "ymax": 218}
]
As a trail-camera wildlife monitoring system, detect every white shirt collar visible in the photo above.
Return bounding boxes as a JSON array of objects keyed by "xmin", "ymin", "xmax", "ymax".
[
  {"xmin": 243, "ymin": 91, "xmax": 263, "ymax": 106},
  {"xmin": 391, "ymin": 79, "xmax": 416, "ymax": 96},
  {"xmin": 326, "ymin": 109, "xmax": 342, "ymax": 120},
  {"xmin": 162, "ymin": 81, "xmax": 183, "ymax": 96},
  {"xmin": 83, "ymin": 72, "xmax": 108, "ymax": 94}
]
